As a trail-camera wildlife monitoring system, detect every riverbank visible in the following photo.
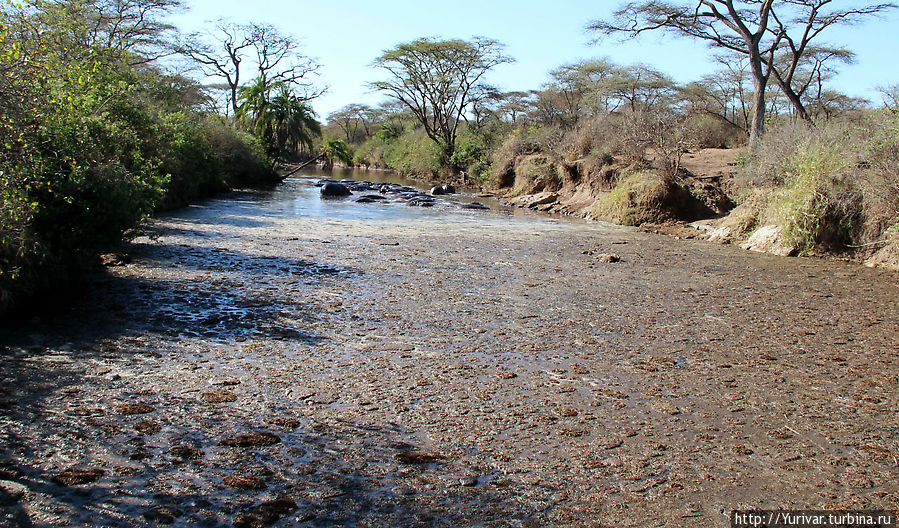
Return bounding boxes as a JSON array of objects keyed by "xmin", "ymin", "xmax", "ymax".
[
  {"xmin": 1, "ymin": 174, "xmax": 897, "ymax": 527},
  {"xmin": 493, "ymin": 146, "xmax": 899, "ymax": 272}
]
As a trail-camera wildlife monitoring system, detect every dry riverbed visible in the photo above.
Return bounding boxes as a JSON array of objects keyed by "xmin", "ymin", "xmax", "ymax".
[{"xmin": 1, "ymin": 178, "xmax": 898, "ymax": 527}]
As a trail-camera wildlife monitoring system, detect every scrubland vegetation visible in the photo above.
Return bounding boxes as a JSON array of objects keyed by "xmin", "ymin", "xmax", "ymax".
[
  {"xmin": 2, "ymin": 0, "xmax": 897, "ymax": 317},
  {"xmin": 0, "ymin": 0, "xmax": 326, "ymax": 316},
  {"xmin": 331, "ymin": 53, "xmax": 897, "ymax": 269}
]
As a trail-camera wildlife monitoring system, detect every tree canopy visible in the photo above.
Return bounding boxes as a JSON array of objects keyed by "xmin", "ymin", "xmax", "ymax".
[
  {"xmin": 590, "ymin": 0, "xmax": 897, "ymax": 144},
  {"xmin": 371, "ymin": 37, "xmax": 513, "ymax": 167}
]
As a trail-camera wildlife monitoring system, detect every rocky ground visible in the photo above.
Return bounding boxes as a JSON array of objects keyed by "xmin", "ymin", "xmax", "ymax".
[{"xmin": 1, "ymin": 182, "xmax": 898, "ymax": 527}]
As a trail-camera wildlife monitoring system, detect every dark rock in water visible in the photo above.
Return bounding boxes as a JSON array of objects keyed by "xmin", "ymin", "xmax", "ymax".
[
  {"xmin": 407, "ymin": 199, "xmax": 435, "ymax": 207},
  {"xmin": 320, "ymin": 182, "xmax": 351, "ymax": 197},
  {"xmin": 53, "ymin": 467, "xmax": 104, "ymax": 486},
  {"xmin": 234, "ymin": 496, "xmax": 297, "ymax": 528},
  {"xmin": 461, "ymin": 202, "xmax": 489, "ymax": 210},
  {"xmin": 134, "ymin": 420, "xmax": 161, "ymax": 435},
  {"xmin": 339, "ymin": 179, "xmax": 356, "ymax": 184},
  {"xmin": 314, "ymin": 178, "xmax": 337, "ymax": 187},
  {"xmin": 220, "ymin": 431, "xmax": 281, "ymax": 447},
  {"xmin": 357, "ymin": 194, "xmax": 387, "ymax": 203}
]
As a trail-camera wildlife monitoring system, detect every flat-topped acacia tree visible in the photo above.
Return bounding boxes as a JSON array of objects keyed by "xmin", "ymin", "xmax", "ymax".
[
  {"xmin": 590, "ymin": 1, "xmax": 897, "ymax": 146},
  {"xmin": 371, "ymin": 37, "xmax": 513, "ymax": 170}
]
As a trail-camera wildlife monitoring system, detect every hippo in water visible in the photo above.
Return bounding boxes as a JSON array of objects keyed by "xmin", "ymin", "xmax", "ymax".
[
  {"xmin": 320, "ymin": 182, "xmax": 351, "ymax": 197},
  {"xmin": 429, "ymin": 184, "xmax": 457, "ymax": 196}
]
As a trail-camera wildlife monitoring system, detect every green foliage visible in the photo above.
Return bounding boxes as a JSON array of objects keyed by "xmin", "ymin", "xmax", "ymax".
[
  {"xmin": 382, "ymin": 129, "xmax": 445, "ymax": 178},
  {"xmin": 320, "ymin": 139, "xmax": 353, "ymax": 169},
  {"xmin": 0, "ymin": 0, "xmax": 273, "ymax": 314},
  {"xmin": 450, "ymin": 130, "xmax": 493, "ymax": 183},
  {"xmin": 371, "ymin": 37, "xmax": 513, "ymax": 169},
  {"xmin": 352, "ymin": 120, "xmax": 445, "ymax": 178},
  {"xmin": 237, "ymin": 78, "xmax": 321, "ymax": 165}
]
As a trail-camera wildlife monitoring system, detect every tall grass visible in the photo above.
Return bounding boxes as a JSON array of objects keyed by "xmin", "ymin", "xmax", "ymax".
[{"xmin": 738, "ymin": 113, "xmax": 898, "ymax": 254}]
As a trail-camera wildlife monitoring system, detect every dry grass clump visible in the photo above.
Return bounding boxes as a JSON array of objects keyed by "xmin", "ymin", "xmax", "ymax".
[
  {"xmin": 737, "ymin": 113, "xmax": 898, "ymax": 255},
  {"xmin": 592, "ymin": 170, "xmax": 699, "ymax": 225},
  {"xmin": 511, "ymin": 154, "xmax": 561, "ymax": 195}
]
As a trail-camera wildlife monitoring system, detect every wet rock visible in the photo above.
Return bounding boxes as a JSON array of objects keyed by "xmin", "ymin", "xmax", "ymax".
[
  {"xmin": 460, "ymin": 202, "xmax": 489, "ymax": 210},
  {"xmin": 396, "ymin": 451, "xmax": 443, "ymax": 464},
  {"xmin": 170, "ymin": 445, "xmax": 203, "ymax": 460},
  {"xmin": 234, "ymin": 496, "xmax": 297, "ymax": 528},
  {"xmin": 134, "ymin": 420, "xmax": 161, "ymax": 435},
  {"xmin": 430, "ymin": 185, "xmax": 447, "ymax": 196},
  {"xmin": 52, "ymin": 467, "xmax": 104, "ymax": 486},
  {"xmin": 0, "ymin": 480, "xmax": 26, "ymax": 502},
  {"xmin": 0, "ymin": 462, "xmax": 23, "ymax": 481},
  {"xmin": 731, "ymin": 445, "xmax": 754, "ymax": 455},
  {"xmin": 267, "ymin": 416, "xmax": 302, "ymax": 429},
  {"xmin": 100, "ymin": 253, "xmax": 132, "ymax": 266},
  {"xmin": 220, "ymin": 432, "xmax": 281, "ymax": 447},
  {"xmin": 651, "ymin": 401, "xmax": 680, "ymax": 415},
  {"xmin": 143, "ymin": 505, "xmax": 182, "ymax": 525},
  {"xmin": 224, "ymin": 474, "xmax": 267, "ymax": 489},
  {"xmin": 201, "ymin": 389, "xmax": 237, "ymax": 404},
  {"xmin": 508, "ymin": 191, "xmax": 558, "ymax": 208},
  {"xmin": 116, "ymin": 403, "xmax": 155, "ymax": 415}
]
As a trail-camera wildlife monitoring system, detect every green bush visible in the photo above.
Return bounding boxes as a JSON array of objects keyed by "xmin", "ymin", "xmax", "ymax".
[{"xmin": 0, "ymin": 2, "xmax": 275, "ymax": 315}]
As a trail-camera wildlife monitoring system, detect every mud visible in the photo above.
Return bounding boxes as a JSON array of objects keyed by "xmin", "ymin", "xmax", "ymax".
[{"xmin": 1, "ymin": 170, "xmax": 898, "ymax": 527}]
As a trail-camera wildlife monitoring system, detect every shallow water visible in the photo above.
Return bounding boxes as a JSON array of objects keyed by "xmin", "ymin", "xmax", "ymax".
[{"xmin": 1, "ymin": 169, "xmax": 897, "ymax": 527}]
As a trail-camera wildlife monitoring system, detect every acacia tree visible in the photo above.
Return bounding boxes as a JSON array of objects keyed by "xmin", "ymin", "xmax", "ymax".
[
  {"xmin": 590, "ymin": 1, "xmax": 896, "ymax": 145},
  {"xmin": 371, "ymin": 37, "xmax": 513, "ymax": 167},
  {"xmin": 327, "ymin": 103, "xmax": 377, "ymax": 143},
  {"xmin": 178, "ymin": 21, "xmax": 321, "ymax": 115}
]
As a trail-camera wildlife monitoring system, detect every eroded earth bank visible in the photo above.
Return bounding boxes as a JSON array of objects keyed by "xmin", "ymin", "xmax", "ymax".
[{"xmin": 1, "ymin": 173, "xmax": 897, "ymax": 527}]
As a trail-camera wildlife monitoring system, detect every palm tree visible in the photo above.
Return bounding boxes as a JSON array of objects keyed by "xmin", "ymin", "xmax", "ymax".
[
  {"xmin": 320, "ymin": 139, "xmax": 352, "ymax": 170},
  {"xmin": 237, "ymin": 78, "xmax": 321, "ymax": 166}
]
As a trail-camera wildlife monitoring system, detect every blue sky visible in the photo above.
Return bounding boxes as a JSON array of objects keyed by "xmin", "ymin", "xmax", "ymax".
[{"xmin": 171, "ymin": 0, "xmax": 899, "ymax": 119}]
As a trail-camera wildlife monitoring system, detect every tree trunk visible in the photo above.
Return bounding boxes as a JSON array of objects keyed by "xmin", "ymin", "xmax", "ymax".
[
  {"xmin": 776, "ymin": 78, "xmax": 814, "ymax": 125},
  {"xmin": 747, "ymin": 52, "xmax": 768, "ymax": 149}
]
